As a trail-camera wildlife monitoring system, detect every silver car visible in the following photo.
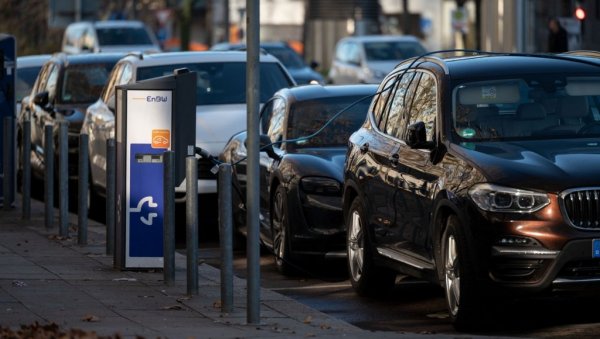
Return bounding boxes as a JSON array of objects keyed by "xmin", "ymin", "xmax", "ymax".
[
  {"xmin": 328, "ymin": 35, "xmax": 427, "ymax": 84},
  {"xmin": 81, "ymin": 51, "xmax": 295, "ymax": 201}
]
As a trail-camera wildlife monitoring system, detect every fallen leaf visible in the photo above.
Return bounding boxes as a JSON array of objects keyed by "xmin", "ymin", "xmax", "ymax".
[
  {"xmin": 12, "ymin": 280, "xmax": 27, "ymax": 287},
  {"xmin": 320, "ymin": 323, "xmax": 331, "ymax": 329},
  {"xmin": 161, "ymin": 305, "xmax": 184, "ymax": 310},
  {"xmin": 82, "ymin": 314, "xmax": 100, "ymax": 322},
  {"xmin": 303, "ymin": 315, "xmax": 312, "ymax": 324},
  {"xmin": 212, "ymin": 300, "xmax": 222, "ymax": 308},
  {"xmin": 426, "ymin": 312, "xmax": 449, "ymax": 319}
]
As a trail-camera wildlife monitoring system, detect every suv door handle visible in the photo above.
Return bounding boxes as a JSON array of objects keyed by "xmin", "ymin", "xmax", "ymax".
[
  {"xmin": 360, "ymin": 143, "xmax": 369, "ymax": 153},
  {"xmin": 389, "ymin": 153, "xmax": 399, "ymax": 166}
]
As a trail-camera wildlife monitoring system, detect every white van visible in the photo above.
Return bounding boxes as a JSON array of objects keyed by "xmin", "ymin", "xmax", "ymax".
[{"xmin": 62, "ymin": 20, "xmax": 161, "ymax": 54}]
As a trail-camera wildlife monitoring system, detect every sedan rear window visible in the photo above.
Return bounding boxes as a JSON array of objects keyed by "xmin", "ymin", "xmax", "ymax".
[
  {"xmin": 288, "ymin": 95, "xmax": 371, "ymax": 148},
  {"xmin": 96, "ymin": 27, "xmax": 153, "ymax": 46},
  {"xmin": 137, "ymin": 62, "xmax": 294, "ymax": 105}
]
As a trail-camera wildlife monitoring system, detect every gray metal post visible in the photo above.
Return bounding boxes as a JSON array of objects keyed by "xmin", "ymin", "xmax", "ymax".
[
  {"xmin": 78, "ymin": 134, "xmax": 89, "ymax": 245},
  {"xmin": 58, "ymin": 121, "xmax": 69, "ymax": 237},
  {"xmin": 22, "ymin": 119, "xmax": 31, "ymax": 219},
  {"xmin": 44, "ymin": 125, "xmax": 54, "ymax": 229},
  {"xmin": 3, "ymin": 116, "xmax": 14, "ymax": 210},
  {"xmin": 163, "ymin": 151, "xmax": 175, "ymax": 285},
  {"xmin": 219, "ymin": 163, "xmax": 234, "ymax": 313},
  {"xmin": 246, "ymin": 0, "xmax": 261, "ymax": 325},
  {"xmin": 186, "ymin": 154, "xmax": 198, "ymax": 295},
  {"xmin": 106, "ymin": 138, "xmax": 116, "ymax": 255}
]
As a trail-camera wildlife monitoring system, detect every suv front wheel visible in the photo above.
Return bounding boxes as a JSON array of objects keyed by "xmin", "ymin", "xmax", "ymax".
[{"xmin": 442, "ymin": 215, "xmax": 486, "ymax": 329}]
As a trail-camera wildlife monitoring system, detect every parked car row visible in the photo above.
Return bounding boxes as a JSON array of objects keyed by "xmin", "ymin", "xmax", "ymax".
[
  {"xmin": 19, "ymin": 27, "xmax": 600, "ymax": 331},
  {"xmin": 219, "ymin": 50, "xmax": 600, "ymax": 330}
]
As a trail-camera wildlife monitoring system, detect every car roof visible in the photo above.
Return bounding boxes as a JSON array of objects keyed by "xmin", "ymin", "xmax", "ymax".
[
  {"xmin": 49, "ymin": 52, "xmax": 128, "ymax": 66},
  {"xmin": 211, "ymin": 41, "xmax": 289, "ymax": 50},
  {"xmin": 341, "ymin": 35, "xmax": 422, "ymax": 44},
  {"xmin": 121, "ymin": 51, "xmax": 283, "ymax": 67},
  {"xmin": 439, "ymin": 54, "xmax": 600, "ymax": 80},
  {"xmin": 71, "ymin": 20, "xmax": 148, "ymax": 28},
  {"xmin": 17, "ymin": 54, "xmax": 52, "ymax": 68},
  {"xmin": 278, "ymin": 84, "xmax": 378, "ymax": 102}
]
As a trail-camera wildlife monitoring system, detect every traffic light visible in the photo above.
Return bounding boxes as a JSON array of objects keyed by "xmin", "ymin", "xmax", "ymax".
[{"xmin": 575, "ymin": 6, "xmax": 586, "ymax": 21}]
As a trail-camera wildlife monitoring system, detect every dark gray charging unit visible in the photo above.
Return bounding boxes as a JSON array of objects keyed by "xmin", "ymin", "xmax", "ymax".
[{"xmin": 115, "ymin": 70, "xmax": 196, "ymax": 269}]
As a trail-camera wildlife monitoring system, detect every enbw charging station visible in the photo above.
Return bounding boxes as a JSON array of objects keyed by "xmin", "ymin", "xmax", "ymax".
[{"xmin": 115, "ymin": 69, "xmax": 196, "ymax": 269}]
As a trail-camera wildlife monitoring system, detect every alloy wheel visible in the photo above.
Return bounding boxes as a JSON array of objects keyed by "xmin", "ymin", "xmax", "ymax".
[
  {"xmin": 272, "ymin": 189, "xmax": 286, "ymax": 265},
  {"xmin": 348, "ymin": 209, "xmax": 364, "ymax": 282},
  {"xmin": 444, "ymin": 234, "xmax": 460, "ymax": 316}
]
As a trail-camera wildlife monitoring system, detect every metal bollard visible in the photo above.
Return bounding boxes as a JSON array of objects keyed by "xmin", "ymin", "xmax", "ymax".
[
  {"xmin": 3, "ymin": 116, "xmax": 14, "ymax": 210},
  {"xmin": 163, "ymin": 151, "xmax": 175, "ymax": 285},
  {"xmin": 106, "ymin": 138, "xmax": 116, "ymax": 255},
  {"xmin": 186, "ymin": 154, "xmax": 198, "ymax": 295},
  {"xmin": 58, "ymin": 121, "xmax": 69, "ymax": 237},
  {"xmin": 44, "ymin": 125, "xmax": 54, "ymax": 229},
  {"xmin": 78, "ymin": 134, "xmax": 89, "ymax": 245},
  {"xmin": 22, "ymin": 118, "xmax": 31, "ymax": 219},
  {"xmin": 219, "ymin": 163, "xmax": 234, "ymax": 313}
]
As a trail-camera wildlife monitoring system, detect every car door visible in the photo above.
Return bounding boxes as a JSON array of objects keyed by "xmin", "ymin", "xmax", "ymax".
[
  {"xmin": 367, "ymin": 71, "xmax": 420, "ymax": 249},
  {"xmin": 26, "ymin": 62, "xmax": 51, "ymax": 159},
  {"xmin": 87, "ymin": 61, "xmax": 121, "ymax": 189},
  {"xmin": 32, "ymin": 63, "xmax": 60, "ymax": 166},
  {"xmin": 390, "ymin": 70, "xmax": 442, "ymax": 264},
  {"xmin": 259, "ymin": 96, "xmax": 286, "ymax": 241}
]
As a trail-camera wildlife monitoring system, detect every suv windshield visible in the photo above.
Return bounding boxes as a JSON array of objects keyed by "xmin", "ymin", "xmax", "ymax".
[
  {"xmin": 137, "ymin": 62, "xmax": 293, "ymax": 105},
  {"xmin": 287, "ymin": 95, "xmax": 370, "ymax": 148},
  {"xmin": 96, "ymin": 27, "xmax": 153, "ymax": 45},
  {"xmin": 364, "ymin": 41, "xmax": 426, "ymax": 61},
  {"xmin": 60, "ymin": 64, "xmax": 114, "ymax": 104},
  {"xmin": 452, "ymin": 76, "xmax": 600, "ymax": 142}
]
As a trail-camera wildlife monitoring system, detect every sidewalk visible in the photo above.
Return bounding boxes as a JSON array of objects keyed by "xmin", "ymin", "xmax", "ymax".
[{"xmin": 0, "ymin": 196, "xmax": 473, "ymax": 339}]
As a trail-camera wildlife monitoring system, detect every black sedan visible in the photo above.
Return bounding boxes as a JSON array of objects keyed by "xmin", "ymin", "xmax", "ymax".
[{"xmin": 219, "ymin": 84, "xmax": 377, "ymax": 274}]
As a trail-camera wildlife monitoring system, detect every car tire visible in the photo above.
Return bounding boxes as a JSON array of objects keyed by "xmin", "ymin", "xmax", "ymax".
[
  {"xmin": 346, "ymin": 196, "xmax": 396, "ymax": 297},
  {"xmin": 442, "ymin": 215, "xmax": 486, "ymax": 330},
  {"xmin": 271, "ymin": 185, "xmax": 296, "ymax": 275}
]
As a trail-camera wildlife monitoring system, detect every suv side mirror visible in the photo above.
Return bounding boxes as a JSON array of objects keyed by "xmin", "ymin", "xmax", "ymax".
[
  {"xmin": 406, "ymin": 121, "xmax": 434, "ymax": 149},
  {"xmin": 259, "ymin": 134, "xmax": 281, "ymax": 160},
  {"xmin": 33, "ymin": 91, "xmax": 50, "ymax": 109}
]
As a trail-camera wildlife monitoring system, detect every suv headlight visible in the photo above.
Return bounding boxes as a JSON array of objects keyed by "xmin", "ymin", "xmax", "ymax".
[{"xmin": 468, "ymin": 183, "xmax": 549, "ymax": 213}]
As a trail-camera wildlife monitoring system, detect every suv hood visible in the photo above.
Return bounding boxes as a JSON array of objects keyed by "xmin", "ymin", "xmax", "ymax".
[
  {"xmin": 196, "ymin": 103, "xmax": 248, "ymax": 156},
  {"xmin": 453, "ymin": 139, "xmax": 600, "ymax": 193}
]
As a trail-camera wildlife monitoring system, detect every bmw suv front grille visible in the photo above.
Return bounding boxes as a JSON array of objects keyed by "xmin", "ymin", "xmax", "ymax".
[{"xmin": 561, "ymin": 188, "xmax": 600, "ymax": 229}]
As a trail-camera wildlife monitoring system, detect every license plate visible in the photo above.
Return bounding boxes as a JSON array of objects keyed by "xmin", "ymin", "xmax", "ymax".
[{"xmin": 594, "ymin": 239, "xmax": 600, "ymax": 258}]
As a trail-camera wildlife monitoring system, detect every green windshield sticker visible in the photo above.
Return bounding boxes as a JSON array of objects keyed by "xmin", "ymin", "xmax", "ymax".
[
  {"xmin": 460, "ymin": 142, "xmax": 475, "ymax": 150},
  {"xmin": 460, "ymin": 128, "xmax": 476, "ymax": 138}
]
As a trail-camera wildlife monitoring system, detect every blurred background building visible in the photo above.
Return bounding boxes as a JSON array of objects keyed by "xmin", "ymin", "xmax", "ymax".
[{"xmin": 1, "ymin": 0, "xmax": 599, "ymax": 73}]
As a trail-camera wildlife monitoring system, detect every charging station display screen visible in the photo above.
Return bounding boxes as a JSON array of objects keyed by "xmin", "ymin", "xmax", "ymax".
[{"xmin": 125, "ymin": 89, "xmax": 172, "ymax": 267}]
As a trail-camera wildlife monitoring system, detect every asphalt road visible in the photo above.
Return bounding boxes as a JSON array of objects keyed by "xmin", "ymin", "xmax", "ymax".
[{"xmin": 199, "ymin": 239, "xmax": 600, "ymax": 338}]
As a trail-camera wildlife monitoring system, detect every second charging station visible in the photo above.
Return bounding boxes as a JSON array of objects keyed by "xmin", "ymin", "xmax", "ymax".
[{"xmin": 115, "ymin": 70, "xmax": 196, "ymax": 269}]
